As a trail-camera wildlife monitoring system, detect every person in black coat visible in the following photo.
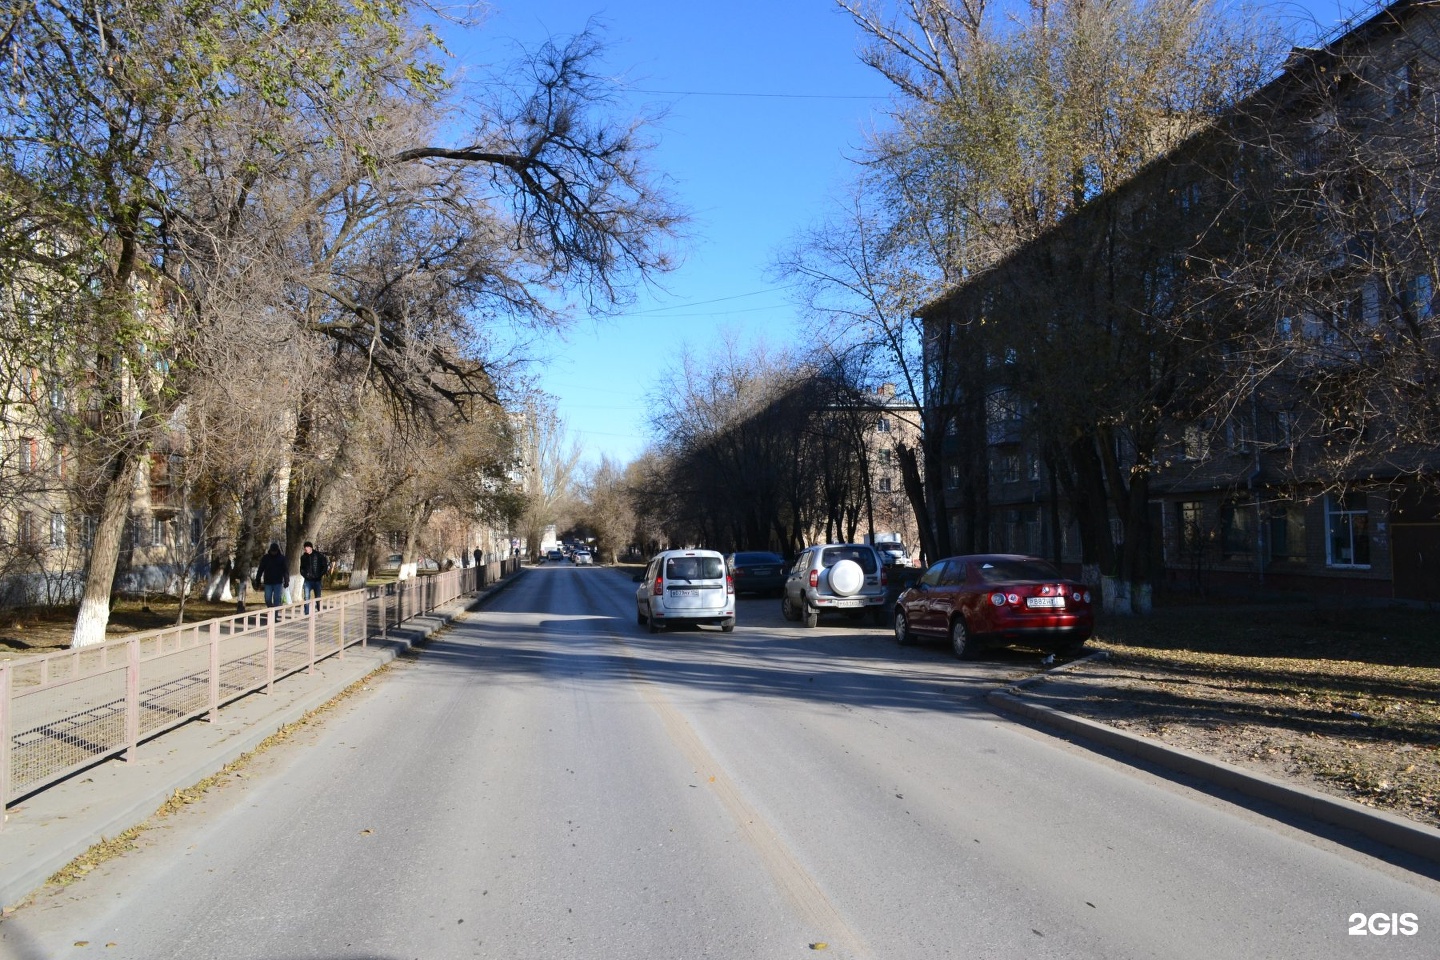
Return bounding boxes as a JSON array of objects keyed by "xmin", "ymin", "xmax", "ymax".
[
  {"xmin": 299, "ymin": 541, "xmax": 328, "ymax": 613},
  {"xmin": 257, "ymin": 542, "xmax": 287, "ymax": 608}
]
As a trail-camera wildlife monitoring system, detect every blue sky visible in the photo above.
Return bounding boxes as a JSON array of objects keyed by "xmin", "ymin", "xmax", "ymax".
[{"xmin": 445, "ymin": 0, "xmax": 1370, "ymax": 468}]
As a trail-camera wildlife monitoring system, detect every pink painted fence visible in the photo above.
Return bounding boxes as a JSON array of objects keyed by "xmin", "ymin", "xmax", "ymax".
[{"xmin": 1, "ymin": 559, "xmax": 518, "ymax": 817}]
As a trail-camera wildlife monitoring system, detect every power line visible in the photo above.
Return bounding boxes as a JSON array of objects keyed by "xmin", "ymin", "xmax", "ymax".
[
  {"xmin": 630, "ymin": 87, "xmax": 887, "ymax": 101},
  {"xmin": 618, "ymin": 285, "xmax": 795, "ymax": 316}
]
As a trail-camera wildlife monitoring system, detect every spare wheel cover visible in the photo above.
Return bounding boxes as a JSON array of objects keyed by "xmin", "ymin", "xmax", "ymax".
[{"xmin": 828, "ymin": 559, "xmax": 864, "ymax": 597}]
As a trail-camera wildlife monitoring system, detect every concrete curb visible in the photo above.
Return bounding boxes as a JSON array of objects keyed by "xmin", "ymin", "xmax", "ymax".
[
  {"xmin": 0, "ymin": 570, "xmax": 524, "ymax": 910},
  {"xmin": 987, "ymin": 687, "xmax": 1440, "ymax": 864}
]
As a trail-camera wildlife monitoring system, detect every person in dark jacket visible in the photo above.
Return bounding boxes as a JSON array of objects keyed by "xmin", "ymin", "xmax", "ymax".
[
  {"xmin": 299, "ymin": 541, "xmax": 328, "ymax": 613},
  {"xmin": 258, "ymin": 542, "xmax": 287, "ymax": 608}
]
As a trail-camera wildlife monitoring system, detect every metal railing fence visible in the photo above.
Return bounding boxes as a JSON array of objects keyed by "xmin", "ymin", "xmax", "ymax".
[{"xmin": 1, "ymin": 558, "xmax": 518, "ymax": 818}]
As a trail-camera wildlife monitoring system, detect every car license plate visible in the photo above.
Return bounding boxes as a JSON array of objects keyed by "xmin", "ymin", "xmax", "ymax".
[
  {"xmin": 1026, "ymin": 596, "xmax": 1064, "ymax": 609},
  {"xmin": 672, "ymin": 589, "xmax": 699, "ymax": 597},
  {"xmin": 835, "ymin": 599, "xmax": 862, "ymax": 608}
]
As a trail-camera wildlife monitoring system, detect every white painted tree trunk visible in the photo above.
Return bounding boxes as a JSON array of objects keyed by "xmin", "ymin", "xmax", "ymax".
[{"xmin": 71, "ymin": 450, "xmax": 144, "ymax": 647}]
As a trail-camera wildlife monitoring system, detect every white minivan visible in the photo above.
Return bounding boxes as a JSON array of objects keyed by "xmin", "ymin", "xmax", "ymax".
[{"xmin": 635, "ymin": 549, "xmax": 736, "ymax": 633}]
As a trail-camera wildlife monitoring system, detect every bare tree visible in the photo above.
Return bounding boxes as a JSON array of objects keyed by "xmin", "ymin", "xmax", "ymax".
[
  {"xmin": 1, "ymin": 5, "xmax": 681, "ymax": 644},
  {"xmin": 789, "ymin": 0, "xmax": 1281, "ymax": 604}
]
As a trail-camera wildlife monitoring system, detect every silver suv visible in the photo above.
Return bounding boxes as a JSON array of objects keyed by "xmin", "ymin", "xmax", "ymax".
[{"xmin": 781, "ymin": 543, "xmax": 888, "ymax": 627}]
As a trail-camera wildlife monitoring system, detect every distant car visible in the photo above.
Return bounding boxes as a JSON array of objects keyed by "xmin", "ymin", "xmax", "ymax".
[
  {"xmin": 545, "ymin": 549, "xmax": 565, "ymax": 563},
  {"xmin": 574, "ymin": 550, "xmax": 594, "ymax": 565},
  {"xmin": 634, "ymin": 549, "xmax": 735, "ymax": 633},
  {"xmin": 873, "ymin": 541, "xmax": 912, "ymax": 567},
  {"xmin": 726, "ymin": 551, "xmax": 786, "ymax": 597},
  {"xmin": 782, "ymin": 543, "xmax": 888, "ymax": 627},
  {"xmin": 893, "ymin": 554, "xmax": 1092, "ymax": 659}
]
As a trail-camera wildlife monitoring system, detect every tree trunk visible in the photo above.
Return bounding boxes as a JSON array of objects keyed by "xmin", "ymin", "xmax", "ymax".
[
  {"xmin": 71, "ymin": 449, "xmax": 144, "ymax": 647},
  {"xmin": 896, "ymin": 441, "xmax": 937, "ymax": 566}
]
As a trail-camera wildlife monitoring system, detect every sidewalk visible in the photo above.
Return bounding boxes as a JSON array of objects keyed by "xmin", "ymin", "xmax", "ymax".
[
  {"xmin": 0, "ymin": 571, "xmax": 523, "ymax": 910},
  {"xmin": 987, "ymin": 654, "xmax": 1440, "ymax": 867}
]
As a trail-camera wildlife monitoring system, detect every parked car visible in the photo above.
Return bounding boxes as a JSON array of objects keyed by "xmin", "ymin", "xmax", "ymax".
[
  {"xmin": 726, "ymin": 551, "xmax": 786, "ymax": 597},
  {"xmin": 634, "ymin": 549, "xmax": 736, "ymax": 633},
  {"xmin": 893, "ymin": 554, "xmax": 1092, "ymax": 659},
  {"xmin": 782, "ymin": 543, "xmax": 888, "ymax": 627},
  {"xmin": 574, "ymin": 549, "xmax": 594, "ymax": 565}
]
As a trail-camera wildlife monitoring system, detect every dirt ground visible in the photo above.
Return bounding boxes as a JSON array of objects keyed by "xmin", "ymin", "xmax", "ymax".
[{"xmin": 1013, "ymin": 602, "xmax": 1440, "ymax": 828}]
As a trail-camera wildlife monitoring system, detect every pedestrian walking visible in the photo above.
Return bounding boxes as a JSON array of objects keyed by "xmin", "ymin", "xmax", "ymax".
[
  {"xmin": 258, "ymin": 542, "xmax": 287, "ymax": 608},
  {"xmin": 300, "ymin": 541, "xmax": 329, "ymax": 613}
]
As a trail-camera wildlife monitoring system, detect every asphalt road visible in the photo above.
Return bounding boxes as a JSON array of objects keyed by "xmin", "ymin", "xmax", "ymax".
[{"xmin": 3, "ymin": 564, "xmax": 1439, "ymax": 960}]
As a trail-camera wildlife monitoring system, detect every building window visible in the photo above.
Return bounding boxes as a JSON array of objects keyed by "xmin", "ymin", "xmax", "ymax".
[
  {"xmin": 1325, "ymin": 492, "xmax": 1370, "ymax": 568},
  {"xmin": 1386, "ymin": 60, "xmax": 1420, "ymax": 116},
  {"xmin": 992, "ymin": 450, "xmax": 1021, "ymax": 484},
  {"xmin": 1404, "ymin": 274, "xmax": 1434, "ymax": 321},
  {"xmin": 876, "ymin": 417, "xmax": 891, "ymax": 433},
  {"xmin": 152, "ymin": 516, "xmax": 169, "ymax": 547},
  {"xmin": 945, "ymin": 416, "xmax": 958, "ymax": 437},
  {"xmin": 878, "ymin": 476, "xmax": 892, "ymax": 493},
  {"xmin": 1268, "ymin": 503, "xmax": 1307, "ymax": 564},
  {"xmin": 18, "ymin": 437, "xmax": 37, "ymax": 474},
  {"xmin": 190, "ymin": 515, "xmax": 203, "ymax": 544},
  {"xmin": 1176, "ymin": 502, "xmax": 1204, "ymax": 557},
  {"xmin": 80, "ymin": 515, "xmax": 97, "ymax": 548},
  {"xmin": 17, "ymin": 511, "xmax": 35, "ymax": 545},
  {"xmin": 877, "ymin": 448, "xmax": 892, "ymax": 466},
  {"xmin": 1221, "ymin": 499, "xmax": 1255, "ymax": 559},
  {"xmin": 1182, "ymin": 424, "xmax": 1208, "ymax": 461},
  {"xmin": 946, "ymin": 464, "xmax": 960, "ymax": 490},
  {"xmin": 50, "ymin": 512, "xmax": 66, "ymax": 548}
]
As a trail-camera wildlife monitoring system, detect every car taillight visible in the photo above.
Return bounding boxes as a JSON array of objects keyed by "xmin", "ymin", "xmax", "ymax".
[
  {"xmin": 652, "ymin": 575, "xmax": 663, "ymax": 596},
  {"xmin": 880, "ymin": 566, "xmax": 888, "ymax": 587},
  {"xmin": 1072, "ymin": 590, "xmax": 1092, "ymax": 604},
  {"xmin": 990, "ymin": 592, "xmax": 1006, "ymax": 606},
  {"xmin": 809, "ymin": 570, "xmax": 819, "ymax": 588},
  {"xmin": 1006, "ymin": 593, "xmax": 1020, "ymax": 605},
  {"xmin": 726, "ymin": 573, "xmax": 734, "ymax": 595}
]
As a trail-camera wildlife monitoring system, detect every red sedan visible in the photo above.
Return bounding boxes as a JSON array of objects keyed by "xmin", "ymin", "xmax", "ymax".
[{"xmin": 893, "ymin": 554, "xmax": 1093, "ymax": 659}]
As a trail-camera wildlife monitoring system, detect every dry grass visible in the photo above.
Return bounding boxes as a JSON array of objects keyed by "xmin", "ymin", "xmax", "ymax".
[{"xmin": 1053, "ymin": 602, "xmax": 1440, "ymax": 826}]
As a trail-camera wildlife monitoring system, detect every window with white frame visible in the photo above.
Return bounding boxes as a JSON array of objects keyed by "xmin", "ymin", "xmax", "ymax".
[
  {"xmin": 878, "ymin": 475, "xmax": 892, "ymax": 493},
  {"xmin": 1325, "ymin": 492, "xmax": 1370, "ymax": 568},
  {"xmin": 876, "ymin": 417, "xmax": 891, "ymax": 433},
  {"xmin": 50, "ymin": 513, "xmax": 66, "ymax": 548},
  {"xmin": 18, "ymin": 437, "xmax": 37, "ymax": 474}
]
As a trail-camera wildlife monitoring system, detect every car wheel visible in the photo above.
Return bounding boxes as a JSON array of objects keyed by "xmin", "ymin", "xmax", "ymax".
[
  {"xmin": 637, "ymin": 606, "xmax": 646, "ymax": 625},
  {"xmin": 802, "ymin": 602, "xmax": 819, "ymax": 629},
  {"xmin": 647, "ymin": 608, "xmax": 661, "ymax": 634},
  {"xmin": 721, "ymin": 618, "xmax": 735, "ymax": 633},
  {"xmin": 869, "ymin": 606, "xmax": 887, "ymax": 627},
  {"xmin": 895, "ymin": 611, "xmax": 914, "ymax": 646},
  {"xmin": 781, "ymin": 593, "xmax": 798, "ymax": 621},
  {"xmin": 1059, "ymin": 636, "xmax": 1089, "ymax": 657},
  {"xmin": 950, "ymin": 617, "xmax": 975, "ymax": 660}
]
